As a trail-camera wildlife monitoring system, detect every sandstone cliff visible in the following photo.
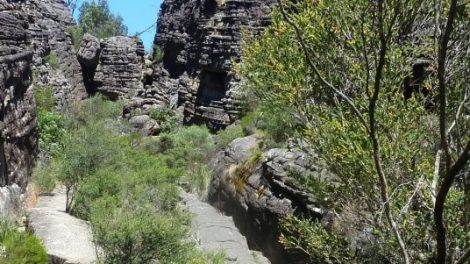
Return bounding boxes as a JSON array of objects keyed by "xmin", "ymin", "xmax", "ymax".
[
  {"xmin": 153, "ymin": 0, "xmax": 276, "ymax": 129},
  {"xmin": 22, "ymin": 0, "xmax": 87, "ymax": 105},
  {"xmin": 0, "ymin": 0, "xmax": 37, "ymax": 217}
]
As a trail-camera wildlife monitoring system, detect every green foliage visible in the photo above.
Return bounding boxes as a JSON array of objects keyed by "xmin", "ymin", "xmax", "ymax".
[
  {"xmin": 32, "ymin": 159, "xmax": 57, "ymax": 194},
  {"xmin": 280, "ymin": 215, "xmax": 351, "ymax": 263},
  {"xmin": 90, "ymin": 194, "xmax": 194, "ymax": 264},
  {"xmin": 37, "ymin": 95, "xmax": 218, "ymax": 262},
  {"xmin": 36, "ymin": 110, "xmax": 66, "ymax": 156},
  {"xmin": 240, "ymin": 0, "xmax": 469, "ymax": 262},
  {"xmin": 77, "ymin": 0, "xmax": 128, "ymax": 39},
  {"xmin": 0, "ymin": 219, "xmax": 48, "ymax": 264},
  {"xmin": 152, "ymin": 45, "xmax": 165, "ymax": 64},
  {"xmin": 67, "ymin": 26, "xmax": 84, "ymax": 50},
  {"xmin": 148, "ymin": 106, "xmax": 179, "ymax": 133},
  {"xmin": 216, "ymin": 124, "xmax": 245, "ymax": 149},
  {"xmin": 43, "ymin": 51, "xmax": 59, "ymax": 70},
  {"xmin": 34, "ymin": 85, "xmax": 55, "ymax": 112}
]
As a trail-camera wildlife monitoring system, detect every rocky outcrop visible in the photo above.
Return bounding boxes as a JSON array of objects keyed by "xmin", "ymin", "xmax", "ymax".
[
  {"xmin": 77, "ymin": 34, "xmax": 100, "ymax": 70},
  {"xmin": 209, "ymin": 136, "xmax": 337, "ymax": 263},
  {"xmin": 93, "ymin": 36, "xmax": 145, "ymax": 99},
  {"xmin": 28, "ymin": 187, "xmax": 98, "ymax": 264},
  {"xmin": 0, "ymin": 0, "xmax": 38, "ymax": 218},
  {"xmin": 21, "ymin": 0, "xmax": 87, "ymax": 103},
  {"xmin": 180, "ymin": 191, "xmax": 270, "ymax": 264},
  {"xmin": 152, "ymin": 0, "xmax": 276, "ymax": 129}
]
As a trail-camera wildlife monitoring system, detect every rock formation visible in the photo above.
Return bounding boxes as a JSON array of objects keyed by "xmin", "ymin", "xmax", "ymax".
[
  {"xmin": 180, "ymin": 191, "xmax": 270, "ymax": 264},
  {"xmin": 152, "ymin": 0, "xmax": 277, "ymax": 129},
  {"xmin": 0, "ymin": 0, "xmax": 38, "ymax": 218},
  {"xmin": 93, "ymin": 36, "xmax": 145, "ymax": 99},
  {"xmin": 28, "ymin": 187, "xmax": 98, "ymax": 264},
  {"xmin": 21, "ymin": 0, "xmax": 87, "ymax": 104},
  {"xmin": 77, "ymin": 33, "xmax": 101, "ymax": 70},
  {"xmin": 209, "ymin": 136, "xmax": 337, "ymax": 263}
]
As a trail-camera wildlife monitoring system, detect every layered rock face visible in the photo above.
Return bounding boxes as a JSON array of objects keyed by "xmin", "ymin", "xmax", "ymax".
[
  {"xmin": 153, "ymin": 0, "xmax": 276, "ymax": 129},
  {"xmin": 209, "ymin": 136, "xmax": 336, "ymax": 263},
  {"xmin": 0, "ymin": 0, "xmax": 38, "ymax": 217},
  {"xmin": 21, "ymin": 0, "xmax": 87, "ymax": 105},
  {"xmin": 93, "ymin": 36, "xmax": 145, "ymax": 99}
]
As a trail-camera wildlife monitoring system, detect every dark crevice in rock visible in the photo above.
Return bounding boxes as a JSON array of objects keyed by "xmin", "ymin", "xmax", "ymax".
[
  {"xmin": 0, "ymin": 137, "xmax": 7, "ymax": 187},
  {"xmin": 196, "ymin": 70, "xmax": 228, "ymax": 107}
]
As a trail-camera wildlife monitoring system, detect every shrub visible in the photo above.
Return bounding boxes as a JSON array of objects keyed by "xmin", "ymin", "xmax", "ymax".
[
  {"xmin": 66, "ymin": 26, "xmax": 84, "ymax": 50},
  {"xmin": 148, "ymin": 106, "xmax": 179, "ymax": 133},
  {"xmin": 216, "ymin": 124, "xmax": 245, "ymax": 149},
  {"xmin": 32, "ymin": 159, "xmax": 56, "ymax": 194},
  {"xmin": 90, "ymin": 194, "xmax": 194, "ymax": 264},
  {"xmin": 43, "ymin": 51, "xmax": 59, "ymax": 70},
  {"xmin": 152, "ymin": 45, "xmax": 165, "ymax": 64},
  {"xmin": 279, "ymin": 215, "xmax": 351, "ymax": 263},
  {"xmin": 34, "ymin": 85, "xmax": 56, "ymax": 112},
  {"xmin": 36, "ymin": 110, "xmax": 66, "ymax": 156},
  {"xmin": 0, "ymin": 219, "xmax": 48, "ymax": 264}
]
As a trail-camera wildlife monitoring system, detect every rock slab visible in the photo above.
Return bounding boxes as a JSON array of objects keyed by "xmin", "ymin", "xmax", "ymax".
[
  {"xmin": 180, "ymin": 191, "xmax": 270, "ymax": 264},
  {"xmin": 27, "ymin": 187, "xmax": 98, "ymax": 264},
  {"xmin": 209, "ymin": 136, "xmax": 336, "ymax": 263}
]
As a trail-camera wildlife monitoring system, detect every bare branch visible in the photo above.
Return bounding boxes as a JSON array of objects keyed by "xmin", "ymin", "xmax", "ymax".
[
  {"xmin": 456, "ymin": 247, "xmax": 470, "ymax": 264},
  {"xmin": 431, "ymin": 150, "xmax": 442, "ymax": 205},
  {"xmin": 434, "ymin": 0, "xmax": 462, "ymax": 262}
]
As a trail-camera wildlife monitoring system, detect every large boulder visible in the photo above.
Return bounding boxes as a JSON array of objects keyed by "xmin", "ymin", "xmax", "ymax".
[
  {"xmin": 94, "ymin": 36, "xmax": 145, "ymax": 99},
  {"xmin": 77, "ymin": 33, "xmax": 100, "ymax": 70},
  {"xmin": 209, "ymin": 136, "xmax": 336, "ymax": 263}
]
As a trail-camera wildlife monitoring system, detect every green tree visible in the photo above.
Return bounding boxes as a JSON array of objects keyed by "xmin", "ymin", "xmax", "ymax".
[
  {"xmin": 240, "ymin": 0, "xmax": 469, "ymax": 263},
  {"xmin": 76, "ymin": 0, "xmax": 128, "ymax": 40}
]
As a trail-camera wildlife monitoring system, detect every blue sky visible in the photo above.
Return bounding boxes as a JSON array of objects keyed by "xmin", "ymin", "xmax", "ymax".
[{"xmin": 74, "ymin": 0, "xmax": 164, "ymax": 50}]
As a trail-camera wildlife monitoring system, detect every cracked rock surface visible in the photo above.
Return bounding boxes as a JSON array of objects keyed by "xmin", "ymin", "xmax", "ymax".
[
  {"xmin": 180, "ymin": 191, "xmax": 270, "ymax": 264},
  {"xmin": 27, "ymin": 187, "xmax": 98, "ymax": 264}
]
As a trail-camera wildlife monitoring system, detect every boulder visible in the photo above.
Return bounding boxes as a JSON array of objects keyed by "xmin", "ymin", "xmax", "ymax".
[
  {"xmin": 129, "ymin": 115, "xmax": 160, "ymax": 136},
  {"xmin": 94, "ymin": 36, "xmax": 145, "ymax": 99},
  {"xmin": 77, "ymin": 33, "xmax": 100, "ymax": 69},
  {"xmin": 209, "ymin": 136, "xmax": 336, "ymax": 263},
  {"xmin": 21, "ymin": 0, "xmax": 87, "ymax": 101}
]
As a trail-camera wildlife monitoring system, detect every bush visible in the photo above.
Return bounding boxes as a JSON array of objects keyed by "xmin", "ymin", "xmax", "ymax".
[
  {"xmin": 90, "ymin": 194, "xmax": 194, "ymax": 264},
  {"xmin": 37, "ymin": 110, "xmax": 66, "ymax": 156},
  {"xmin": 67, "ymin": 26, "xmax": 84, "ymax": 50},
  {"xmin": 38, "ymin": 96, "xmax": 219, "ymax": 262},
  {"xmin": 34, "ymin": 85, "xmax": 56, "ymax": 112},
  {"xmin": 32, "ymin": 159, "xmax": 56, "ymax": 194},
  {"xmin": 279, "ymin": 215, "xmax": 351, "ymax": 263},
  {"xmin": 216, "ymin": 124, "xmax": 245, "ymax": 149},
  {"xmin": 152, "ymin": 45, "xmax": 165, "ymax": 64},
  {"xmin": 43, "ymin": 51, "xmax": 59, "ymax": 70},
  {"xmin": 148, "ymin": 106, "xmax": 179, "ymax": 133},
  {"xmin": 0, "ymin": 219, "xmax": 48, "ymax": 264}
]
